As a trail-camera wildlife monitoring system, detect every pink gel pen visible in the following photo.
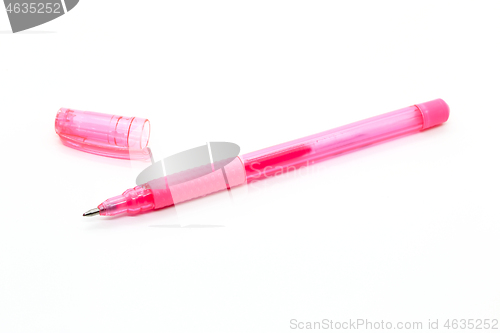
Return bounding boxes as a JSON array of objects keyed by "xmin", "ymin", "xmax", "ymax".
[{"xmin": 83, "ymin": 99, "xmax": 449, "ymax": 217}]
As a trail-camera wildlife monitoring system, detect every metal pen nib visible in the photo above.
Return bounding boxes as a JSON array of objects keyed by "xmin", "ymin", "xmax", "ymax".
[{"xmin": 83, "ymin": 208, "xmax": 100, "ymax": 217}]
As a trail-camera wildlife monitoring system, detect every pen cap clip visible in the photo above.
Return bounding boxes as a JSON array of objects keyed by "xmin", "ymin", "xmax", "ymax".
[{"xmin": 55, "ymin": 108, "xmax": 151, "ymax": 160}]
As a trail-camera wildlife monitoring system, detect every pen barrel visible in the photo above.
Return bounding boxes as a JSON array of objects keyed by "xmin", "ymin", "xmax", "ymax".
[
  {"xmin": 96, "ymin": 99, "xmax": 448, "ymax": 216},
  {"xmin": 241, "ymin": 99, "xmax": 449, "ymax": 182}
]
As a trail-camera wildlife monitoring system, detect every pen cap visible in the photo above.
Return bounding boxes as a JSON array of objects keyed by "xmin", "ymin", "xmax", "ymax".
[{"xmin": 55, "ymin": 108, "xmax": 151, "ymax": 160}]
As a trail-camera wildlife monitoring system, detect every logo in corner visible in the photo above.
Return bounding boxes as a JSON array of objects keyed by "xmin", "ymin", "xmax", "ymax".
[{"xmin": 3, "ymin": 0, "xmax": 79, "ymax": 33}]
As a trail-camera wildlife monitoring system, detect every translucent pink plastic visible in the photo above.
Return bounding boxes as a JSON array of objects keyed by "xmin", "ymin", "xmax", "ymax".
[
  {"xmin": 95, "ymin": 99, "xmax": 449, "ymax": 216},
  {"xmin": 241, "ymin": 99, "xmax": 449, "ymax": 182},
  {"xmin": 55, "ymin": 108, "xmax": 151, "ymax": 160},
  {"xmin": 98, "ymin": 157, "xmax": 246, "ymax": 216}
]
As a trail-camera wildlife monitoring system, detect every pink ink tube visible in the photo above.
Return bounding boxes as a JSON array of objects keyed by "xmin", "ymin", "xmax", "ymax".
[
  {"xmin": 83, "ymin": 99, "xmax": 449, "ymax": 217},
  {"xmin": 55, "ymin": 108, "xmax": 151, "ymax": 160}
]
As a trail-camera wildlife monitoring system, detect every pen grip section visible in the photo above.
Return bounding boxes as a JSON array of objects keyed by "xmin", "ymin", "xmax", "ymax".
[
  {"xmin": 149, "ymin": 157, "xmax": 246, "ymax": 209},
  {"xmin": 98, "ymin": 158, "xmax": 246, "ymax": 216}
]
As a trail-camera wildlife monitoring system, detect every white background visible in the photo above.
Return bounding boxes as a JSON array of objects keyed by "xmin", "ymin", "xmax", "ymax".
[{"xmin": 1, "ymin": 1, "xmax": 499, "ymax": 332}]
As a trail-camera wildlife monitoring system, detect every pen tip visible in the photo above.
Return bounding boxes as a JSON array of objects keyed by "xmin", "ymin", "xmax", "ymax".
[{"xmin": 83, "ymin": 208, "xmax": 100, "ymax": 217}]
